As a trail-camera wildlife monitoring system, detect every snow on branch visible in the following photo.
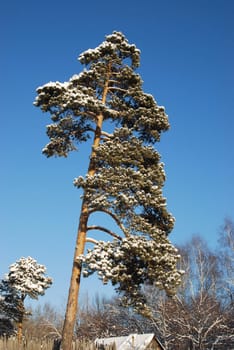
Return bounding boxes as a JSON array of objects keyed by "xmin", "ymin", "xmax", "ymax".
[{"xmin": 86, "ymin": 237, "xmax": 99, "ymax": 244}]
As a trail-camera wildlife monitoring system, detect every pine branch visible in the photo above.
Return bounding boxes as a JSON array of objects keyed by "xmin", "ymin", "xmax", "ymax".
[
  {"xmin": 89, "ymin": 208, "xmax": 129, "ymax": 237},
  {"xmin": 87, "ymin": 225, "xmax": 122, "ymax": 240},
  {"xmin": 86, "ymin": 237, "xmax": 99, "ymax": 244},
  {"xmin": 108, "ymin": 86, "xmax": 128, "ymax": 93},
  {"xmin": 76, "ymin": 110, "xmax": 98, "ymax": 119},
  {"xmin": 101, "ymin": 131, "xmax": 114, "ymax": 139}
]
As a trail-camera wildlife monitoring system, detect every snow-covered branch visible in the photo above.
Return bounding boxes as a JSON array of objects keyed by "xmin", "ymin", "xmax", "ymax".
[
  {"xmin": 86, "ymin": 237, "xmax": 99, "ymax": 244},
  {"xmin": 108, "ymin": 86, "xmax": 128, "ymax": 93},
  {"xmin": 101, "ymin": 130, "xmax": 114, "ymax": 139}
]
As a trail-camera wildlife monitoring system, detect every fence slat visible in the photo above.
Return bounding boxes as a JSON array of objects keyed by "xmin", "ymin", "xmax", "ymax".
[{"xmin": 0, "ymin": 337, "xmax": 116, "ymax": 350}]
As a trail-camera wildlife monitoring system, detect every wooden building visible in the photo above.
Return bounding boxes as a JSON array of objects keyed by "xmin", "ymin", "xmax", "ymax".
[{"xmin": 95, "ymin": 333, "xmax": 165, "ymax": 350}]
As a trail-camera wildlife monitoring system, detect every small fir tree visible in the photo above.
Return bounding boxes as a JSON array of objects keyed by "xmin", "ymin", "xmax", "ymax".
[
  {"xmin": 0, "ymin": 257, "xmax": 52, "ymax": 341},
  {"xmin": 34, "ymin": 31, "xmax": 183, "ymax": 350}
]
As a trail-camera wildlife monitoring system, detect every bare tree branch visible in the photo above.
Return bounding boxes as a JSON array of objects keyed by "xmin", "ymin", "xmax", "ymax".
[
  {"xmin": 88, "ymin": 208, "xmax": 129, "ymax": 237},
  {"xmin": 87, "ymin": 225, "xmax": 122, "ymax": 241}
]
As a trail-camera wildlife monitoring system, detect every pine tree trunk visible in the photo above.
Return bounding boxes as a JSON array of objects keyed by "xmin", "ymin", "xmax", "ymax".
[
  {"xmin": 17, "ymin": 297, "xmax": 25, "ymax": 344},
  {"xmin": 60, "ymin": 70, "xmax": 110, "ymax": 350},
  {"xmin": 17, "ymin": 319, "xmax": 23, "ymax": 343},
  {"xmin": 59, "ymin": 203, "xmax": 89, "ymax": 350}
]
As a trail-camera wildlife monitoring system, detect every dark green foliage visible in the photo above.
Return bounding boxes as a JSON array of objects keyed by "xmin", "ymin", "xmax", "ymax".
[{"xmin": 35, "ymin": 31, "xmax": 182, "ymax": 314}]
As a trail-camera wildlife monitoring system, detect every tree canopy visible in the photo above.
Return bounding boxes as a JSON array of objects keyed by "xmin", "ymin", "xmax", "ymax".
[
  {"xmin": 0, "ymin": 257, "xmax": 52, "ymax": 340},
  {"xmin": 34, "ymin": 31, "xmax": 183, "ymax": 316}
]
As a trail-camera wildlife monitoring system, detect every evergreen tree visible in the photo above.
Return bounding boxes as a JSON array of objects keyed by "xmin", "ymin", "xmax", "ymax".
[
  {"xmin": 0, "ymin": 279, "xmax": 21, "ymax": 326},
  {"xmin": 0, "ymin": 257, "xmax": 52, "ymax": 341},
  {"xmin": 34, "ymin": 31, "xmax": 183, "ymax": 350}
]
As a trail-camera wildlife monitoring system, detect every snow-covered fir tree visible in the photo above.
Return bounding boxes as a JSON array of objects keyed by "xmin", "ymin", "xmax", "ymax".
[
  {"xmin": 34, "ymin": 31, "xmax": 183, "ymax": 350},
  {"xmin": 0, "ymin": 257, "xmax": 52, "ymax": 341}
]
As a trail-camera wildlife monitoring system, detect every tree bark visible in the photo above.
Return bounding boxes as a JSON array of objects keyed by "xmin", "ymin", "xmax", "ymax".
[
  {"xmin": 16, "ymin": 297, "xmax": 25, "ymax": 344},
  {"xmin": 60, "ymin": 69, "xmax": 110, "ymax": 350},
  {"xmin": 60, "ymin": 202, "xmax": 89, "ymax": 350},
  {"xmin": 17, "ymin": 319, "xmax": 23, "ymax": 344}
]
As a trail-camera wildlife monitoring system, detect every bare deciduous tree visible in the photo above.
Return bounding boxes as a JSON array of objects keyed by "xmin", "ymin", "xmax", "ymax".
[
  {"xmin": 144, "ymin": 235, "xmax": 234, "ymax": 350},
  {"xmin": 218, "ymin": 218, "xmax": 234, "ymax": 304},
  {"xmin": 24, "ymin": 303, "xmax": 63, "ymax": 340},
  {"xmin": 75, "ymin": 294, "xmax": 146, "ymax": 340}
]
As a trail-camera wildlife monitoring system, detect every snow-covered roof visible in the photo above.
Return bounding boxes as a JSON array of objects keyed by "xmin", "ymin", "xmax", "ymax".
[{"xmin": 95, "ymin": 333, "xmax": 165, "ymax": 350}]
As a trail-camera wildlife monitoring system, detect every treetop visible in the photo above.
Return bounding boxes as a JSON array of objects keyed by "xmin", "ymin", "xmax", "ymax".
[{"xmin": 34, "ymin": 31, "xmax": 170, "ymax": 158}]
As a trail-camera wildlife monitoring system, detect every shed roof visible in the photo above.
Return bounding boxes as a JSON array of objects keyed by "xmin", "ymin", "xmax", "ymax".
[{"xmin": 95, "ymin": 333, "xmax": 165, "ymax": 350}]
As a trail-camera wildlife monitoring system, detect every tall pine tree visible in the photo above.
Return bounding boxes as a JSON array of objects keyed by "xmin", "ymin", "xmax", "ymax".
[{"xmin": 35, "ymin": 31, "xmax": 183, "ymax": 350}]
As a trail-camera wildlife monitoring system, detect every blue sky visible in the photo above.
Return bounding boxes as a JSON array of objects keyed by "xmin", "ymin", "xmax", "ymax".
[{"xmin": 1, "ymin": 0, "xmax": 233, "ymax": 308}]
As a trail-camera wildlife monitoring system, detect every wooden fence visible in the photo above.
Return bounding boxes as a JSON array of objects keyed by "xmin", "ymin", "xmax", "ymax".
[{"xmin": 0, "ymin": 337, "xmax": 116, "ymax": 350}]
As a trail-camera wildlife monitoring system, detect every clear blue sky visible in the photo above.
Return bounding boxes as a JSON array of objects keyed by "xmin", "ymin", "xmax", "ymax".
[{"xmin": 1, "ymin": 0, "xmax": 233, "ymax": 308}]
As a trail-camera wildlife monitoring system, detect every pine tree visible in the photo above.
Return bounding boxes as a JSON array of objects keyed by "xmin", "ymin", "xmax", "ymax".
[
  {"xmin": 0, "ymin": 257, "xmax": 52, "ymax": 341},
  {"xmin": 34, "ymin": 31, "xmax": 183, "ymax": 350},
  {"xmin": 0, "ymin": 279, "xmax": 22, "ymax": 331}
]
